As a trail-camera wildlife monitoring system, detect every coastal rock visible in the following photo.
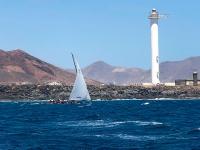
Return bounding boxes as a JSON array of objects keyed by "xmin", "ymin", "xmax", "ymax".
[{"xmin": 1, "ymin": 84, "xmax": 200, "ymax": 100}]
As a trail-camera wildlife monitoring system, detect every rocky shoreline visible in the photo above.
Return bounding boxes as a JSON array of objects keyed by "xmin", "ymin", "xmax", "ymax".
[{"xmin": 0, "ymin": 84, "xmax": 200, "ymax": 100}]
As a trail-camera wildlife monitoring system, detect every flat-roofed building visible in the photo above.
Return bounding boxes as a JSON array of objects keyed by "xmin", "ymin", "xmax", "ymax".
[{"xmin": 175, "ymin": 72, "xmax": 199, "ymax": 86}]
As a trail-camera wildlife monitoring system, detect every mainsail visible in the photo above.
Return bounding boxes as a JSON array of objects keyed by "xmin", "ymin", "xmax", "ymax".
[{"xmin": 69, "ymin": 53, "xmax": 91, "ymax": 101}]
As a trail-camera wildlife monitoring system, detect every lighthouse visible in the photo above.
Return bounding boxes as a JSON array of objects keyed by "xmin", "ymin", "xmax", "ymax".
[{"xmin": 148, "ymin": 8, "xmax": 160, "ymax": 85}]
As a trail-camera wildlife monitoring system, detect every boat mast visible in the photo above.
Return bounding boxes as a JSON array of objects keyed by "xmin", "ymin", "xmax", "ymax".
[{"xmin": 71, "ymin": 53, "xmax": 77, "ymax": 73}]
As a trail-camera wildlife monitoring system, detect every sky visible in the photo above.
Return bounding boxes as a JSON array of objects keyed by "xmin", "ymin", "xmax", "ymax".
[{"xmin": 0, "ymin": 0, "xmax": 200, "ymax": 69}]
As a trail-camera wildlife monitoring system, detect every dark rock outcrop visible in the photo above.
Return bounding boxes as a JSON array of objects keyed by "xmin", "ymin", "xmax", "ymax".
[{"xmin": 1, "ymin": 84, "xmax": 200, "ymax": 100}]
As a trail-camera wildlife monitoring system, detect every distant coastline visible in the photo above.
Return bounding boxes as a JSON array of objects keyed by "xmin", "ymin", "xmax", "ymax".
[
  {"xmin": 1, "ymin": 84, "xmax": 200, "ymax": 100},
  {"xmin": 1, "ymin": 49, "xmax": 200, "ymax": 86}
]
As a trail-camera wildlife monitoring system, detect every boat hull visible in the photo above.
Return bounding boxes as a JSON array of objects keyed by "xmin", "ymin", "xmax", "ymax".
[{"xmin": 48, "ymin": 99, "xmax": 91, "ymax": 105}]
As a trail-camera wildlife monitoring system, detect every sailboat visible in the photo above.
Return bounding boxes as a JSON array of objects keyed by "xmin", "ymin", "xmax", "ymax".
[
  {"xmin": 69, "ymin": 53, "xmax": 91, "ymax": 102},
  {"xmin": 48, "ymin": 53, "xmax": 91, "ymax": 104}
]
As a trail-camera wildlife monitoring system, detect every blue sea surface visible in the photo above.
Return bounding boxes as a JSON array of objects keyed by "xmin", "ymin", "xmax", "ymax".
[{"xmin": 0, "ymin": 99, "xmax": 200, "ymax": 150}]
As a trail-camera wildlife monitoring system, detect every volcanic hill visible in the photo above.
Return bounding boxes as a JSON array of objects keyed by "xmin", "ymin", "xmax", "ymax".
[{"xmin": 0, "ymin": 49, "xmax": 97, "ymax": 85}]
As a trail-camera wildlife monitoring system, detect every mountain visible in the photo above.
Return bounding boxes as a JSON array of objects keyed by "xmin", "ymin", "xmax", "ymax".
[
  {"xmin": 160, "ymin": 56, "xmax": 200, "ymax": 82},
  {"xmin": 83, "ymin": 57, "xmax": 200, "ymax": 85},
  {"xmin": 1, "ymin": 49, "xmax": 199, "ymax": 85},
  {"xmin": 83, "ymin": 61, "xmax": 146, "ymax": 85},
  {"xmin": 0, "ymin": 49, "xmax": 98, "ymax": 85}
]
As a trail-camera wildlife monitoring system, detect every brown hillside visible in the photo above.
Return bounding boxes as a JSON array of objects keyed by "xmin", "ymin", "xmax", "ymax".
[{"xmin": 0, "ymin": 49, "xmax": 98, "ymax": 85}]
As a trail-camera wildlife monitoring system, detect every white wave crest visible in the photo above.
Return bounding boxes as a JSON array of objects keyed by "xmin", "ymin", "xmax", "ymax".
[
  {"xmin": 116, "ymin": 134, "xmax": 161, "ymax": 141},
  {"xmin": 58, "ymin": 120, "xmax": 126, "ymax": 128},
  {"xmin": 133, "ymin": 121, "xmax": 163, "ymax": 126},
  {"xmin": 141, "ymin": 102, "xmax": 150, "ymax": 105},
  {"xmin": 57, "ymin": 120, "xmax": 164, "ymax": 128},
  {"xmin": 89, "ymin": 134, "xmax": 164, "ymax": 141}
]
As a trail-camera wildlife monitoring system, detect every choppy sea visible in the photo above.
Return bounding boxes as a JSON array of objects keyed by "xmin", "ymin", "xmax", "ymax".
[{"xmin": 0, "ymin": 99, "xmax": 200, "ymax": 150}]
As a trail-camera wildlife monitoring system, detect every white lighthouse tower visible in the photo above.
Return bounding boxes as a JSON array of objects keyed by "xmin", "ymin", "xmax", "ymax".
[{"xmin": 148, "ymin": 8, "xmax": 161, "ymax": 85}]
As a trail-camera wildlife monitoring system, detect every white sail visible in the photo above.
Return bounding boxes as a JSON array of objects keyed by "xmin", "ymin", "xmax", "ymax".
[{"xmin": 69, "ymin": 54, "xmax": 91, "ymax": 101}]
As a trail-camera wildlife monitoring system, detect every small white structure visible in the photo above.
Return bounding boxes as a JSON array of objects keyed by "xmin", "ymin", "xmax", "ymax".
[
  {"xmin": 142, "ymin": 83, "xmax": 154, "ymax": 87},
  {"xmin": 164, "ymin": 82, "xmax": 175, "ymax": 86},
  {"xmin": 148, "ymin": 9, "xmax": 161, "ymax": 85},
  {"xmin": 48, "ymin": 81, "xmax": 62, "ymax": 86}
]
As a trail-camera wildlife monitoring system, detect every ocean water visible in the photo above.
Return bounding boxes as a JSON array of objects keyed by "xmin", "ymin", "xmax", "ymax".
[{"xmin": 0, "ymin": 100, "xmax": 200, "ymax": 150}]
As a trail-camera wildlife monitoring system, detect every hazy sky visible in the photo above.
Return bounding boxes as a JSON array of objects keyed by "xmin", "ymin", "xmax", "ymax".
[{"xmin": 0, "ymin": 0, "xmax": 200, "ymax": 69}]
